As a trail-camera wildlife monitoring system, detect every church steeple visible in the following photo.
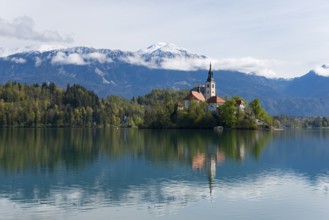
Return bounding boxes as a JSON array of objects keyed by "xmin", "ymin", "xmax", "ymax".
[
  {"xmin": 205, "ymin": 63, "xmax": 216, "ymax": 99},
  {"xmin": 207, "ymin": 63, "xmax": 214, "ymax": 82}
]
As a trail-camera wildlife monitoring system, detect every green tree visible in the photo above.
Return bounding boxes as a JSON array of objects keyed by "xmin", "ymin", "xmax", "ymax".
[
  {"xmin": 220, "ymin": 99, "xmax": 237, "ymax": 128},
  {"xmin": 249, "ymin": 98, "xmax": 271, "ymax": 124}
]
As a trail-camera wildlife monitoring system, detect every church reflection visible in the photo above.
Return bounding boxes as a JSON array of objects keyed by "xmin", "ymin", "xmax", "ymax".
[
  {"xmin": 192, "ymin": 150, "xmax": 224, "ymax": 194},
  {"xmin": 190, "ymin": 130, "xmax": 271, "ymax": 194},
  {"xmin": 192, "ymin": 150, "xmax": 226, "ymax": 177},
  {"xmin": 0, "ymin": 128, "xmax": 286, "ymax": 214}
]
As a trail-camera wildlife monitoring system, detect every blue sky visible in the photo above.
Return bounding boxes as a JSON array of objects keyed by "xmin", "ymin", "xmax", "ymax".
[{"xmin": 1, "ymin": 0, "xmax": 329, "ymax": 78}]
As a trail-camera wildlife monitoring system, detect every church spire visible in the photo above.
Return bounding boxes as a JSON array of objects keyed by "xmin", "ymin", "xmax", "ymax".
[
  {"xmin": 205, "ymin": 63, "xmax": 216, "ymax": 99},
  {"xmin": 207, "ymin": 63, "xmax": 214, "ymax": 82}
]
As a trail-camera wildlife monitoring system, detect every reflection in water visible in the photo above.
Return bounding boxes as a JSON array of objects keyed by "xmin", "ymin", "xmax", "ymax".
[
  {"xmin": 0, "ymin": 128, "xmax": 271, "ymax": 173},
  {"xmin": 0, "ymin": 128, "xmax": 329, "ymax": 220}
]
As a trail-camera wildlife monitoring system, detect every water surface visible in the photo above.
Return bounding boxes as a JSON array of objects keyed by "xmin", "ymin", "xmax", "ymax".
[{"xmin": 0, "ymin": 128, "xmax": 328, "ymax": 219}]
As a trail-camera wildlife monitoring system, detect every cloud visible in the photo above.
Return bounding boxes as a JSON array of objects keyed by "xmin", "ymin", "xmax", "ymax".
[
  {"xmin": 0, "ymin": 16, "xmax": 73, "ymax": 43},
  {"xmin": 11, "ymin": 57, "xmax": 26, "ymax": 64},
  {"xmin": 314, "ymin": 64, "xmax": 329, "ymax": 77},
  {"xmin": 122, "ymin": 54, "xmax": 279, "ymax": 78},
  {"xmin": 215, "ymin": 57, "xmax": 280, "ymax": 78},
  {"xmin": 121, "ymin": 54, "xmax": 158, "ymax": 68},
  {"xmin": 51, "ymin": 51, "xmax": 112, "ymax": 65},
  {"xmin": 121, "ymin": 53, "xmax": 211, "ymax": 71},
  {"xmin": 160, "ymin": 57, "xmax": 210, "ymax": 71},
  {"xmin": 161, "ymin": 56, "xmax": 279, "ymax": 78},
  {"xmin": 84, "ymin": 52, "xmax": 112, "ymax": 63},
  {"xmin": 51, "ymin": 52, "xmax": 86, "ymax": 65}
]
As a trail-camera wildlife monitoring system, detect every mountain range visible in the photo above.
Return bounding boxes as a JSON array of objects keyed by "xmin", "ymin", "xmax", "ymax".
[{"xmin": 1, "ymin": 42, "xmax": 329, "ymax": 116}]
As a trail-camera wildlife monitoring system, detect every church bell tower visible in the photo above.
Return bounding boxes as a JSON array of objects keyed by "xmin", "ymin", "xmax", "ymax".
[{"xmin": 205, "ymin": 63, "xmax": 216, "ymax": 99}]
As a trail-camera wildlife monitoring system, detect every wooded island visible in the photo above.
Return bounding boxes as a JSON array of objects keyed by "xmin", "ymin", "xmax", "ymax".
[{"xmin": 0, "ymin": 82, "xmax": 274, "ymax": 129}]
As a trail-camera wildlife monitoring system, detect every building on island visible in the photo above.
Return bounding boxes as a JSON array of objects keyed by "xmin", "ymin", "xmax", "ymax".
[
  {"xmin": 183, "ymin": 64, "xmax": 225, "ymax": 114},
  {"xmin": 183, "ymin": 91, "xmax": 205, "ymax": 109},
  {"xmin": 205, "ymin": 63, "xmax": 216, "ymax": 99},
  {"xmin": 207, "ymin": 96, "xmax": 225, "ymax": 112}
]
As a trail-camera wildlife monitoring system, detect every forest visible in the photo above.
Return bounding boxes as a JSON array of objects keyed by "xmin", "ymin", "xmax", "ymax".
[
  {"xmin": 274, "ymin": 115, "xmax": 329, "ymax": 128},
  {"xmin": 0, "ymin": 82, "xmax": 275, "ymax": 129}
]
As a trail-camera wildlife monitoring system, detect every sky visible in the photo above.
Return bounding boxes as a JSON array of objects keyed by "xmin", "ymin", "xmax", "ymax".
[{"xmin": 1, "ymin": 0, "xmax": 329, "ymax": 78}]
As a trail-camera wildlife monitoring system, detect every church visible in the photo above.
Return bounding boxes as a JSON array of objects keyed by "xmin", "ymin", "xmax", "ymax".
[{"xmin": 182, "ymin": 64, "xmax": 226, "ymax": 113}]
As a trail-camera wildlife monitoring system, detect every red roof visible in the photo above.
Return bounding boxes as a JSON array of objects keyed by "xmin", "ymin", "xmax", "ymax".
[
  {"xmin": 207, "ymin": 96, "xmax": 225, "ymax": 104},
  {"xmin": 184, "ymin": 91, "xmax": 205, "ymax": 101}
]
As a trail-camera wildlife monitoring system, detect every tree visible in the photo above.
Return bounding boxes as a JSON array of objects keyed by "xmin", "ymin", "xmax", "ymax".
[
  {"xmin": 220, "ymin": 99, "xmax": 237, "ymax": 128},
  {"xmin": 249, "ymin": 98, "xmax": 271, "ymax": 124}
]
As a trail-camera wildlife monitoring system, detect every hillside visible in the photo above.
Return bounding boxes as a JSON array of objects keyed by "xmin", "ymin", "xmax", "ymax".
[{"xmin": 1, "ymin": 43, "xmax": 329, "ymax": 116}]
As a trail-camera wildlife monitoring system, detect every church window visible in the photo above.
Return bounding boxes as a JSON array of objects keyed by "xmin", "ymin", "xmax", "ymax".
[{"xmin": 212, "ymin": 84, "xmax": 214, "ymax": 88}]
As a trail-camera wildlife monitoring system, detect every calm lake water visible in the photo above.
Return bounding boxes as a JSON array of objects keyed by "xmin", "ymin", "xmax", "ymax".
[{"xmin": 0, "ymin": 128, "xmax": 328, "ymax": 220}]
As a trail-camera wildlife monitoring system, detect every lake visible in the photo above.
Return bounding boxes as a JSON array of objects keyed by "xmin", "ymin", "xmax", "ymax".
[{"xmin": 0, "ymin": 128, "xmax": 328, "ymax": 220}]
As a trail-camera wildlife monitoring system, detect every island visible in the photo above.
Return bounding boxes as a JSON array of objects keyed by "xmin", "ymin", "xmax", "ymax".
[{"xmin": 0, "ymin": 68, "xmax": 273, "ymax": 129}]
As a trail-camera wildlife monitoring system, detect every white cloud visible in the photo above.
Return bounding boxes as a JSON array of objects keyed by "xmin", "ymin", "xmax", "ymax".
[
  {"xmin": 11, "ymin": 57, "xmax": 26, "ymax": 64},
  {"xmin": 160, "ymin": 57, "xmax": 210, "ymax": 71},
  {"xmin": 35, "ymin": 57, "xmax": 42, "ymax": 66},
  {"xmin": 0, "ymin": 47, "xmax": 4, "ymax": 57},
  {"xmin": 121, "ymin": 54, "xmax": 158, "ymax": 68},
  {"xmin": 51, "ymin": 52, "xmax": 86, "ymax": 65},
  {"xmin": 122, "ymin": 53, "xmax": 211, "ymax": 71},
  {"xmin": 0, "ymin": 16, "xmax": 73, "ymax": 43},
  {"xmin": 84, "ymin": 52, "xmax": 112, "ymax": 63},
  {"xmin": 215, "ymin": 57, "xmax": 280, "ymax": 78},
  {"xmin": 51, "ymin": 51, "xmax": 112, "ymax": 65},
  {"xmin": 122, "ymin": 53, "xmax": 279, "ymax": 78}
]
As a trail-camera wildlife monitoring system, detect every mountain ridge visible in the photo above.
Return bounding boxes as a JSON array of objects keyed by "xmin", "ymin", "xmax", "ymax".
[{"xmin": 0, "ymin": 43, "xmax": 329, "ymax": 116}]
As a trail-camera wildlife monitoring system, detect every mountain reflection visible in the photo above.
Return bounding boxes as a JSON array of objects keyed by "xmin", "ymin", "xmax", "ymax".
[
  {"xmin": 0, "ymin": 129, "xmax": 272, "ymax": 205},
  {"xmin": 0, "ymin": 128, "xmax": 272, "ymax": 172},
  {"xmin": 1, "ymin": 128, "xmax": 329, "ymax": 218}
]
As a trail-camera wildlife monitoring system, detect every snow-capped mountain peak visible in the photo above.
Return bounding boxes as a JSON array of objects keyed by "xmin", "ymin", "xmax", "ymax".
[
  {"xmin": 137, "ymin": 42, "xmax": 206, "ymax": 58},
  {"xmin": 33, "ymin": 45, "xmax": 67, "ymax": 53},
  {"xmin": 0, "ymin": 43, "xmax": 279, "ymax": 76},
  {"xmin": 114, "ymin": 42, "xmax": 209, "ymax": 71},
  {"xmin": 141, "ymin": 42, "xmax": 188, "ymax": 54},
  {"xmin": 0, "ymin": 45, "xmax": 67, "ymax": 57}
]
